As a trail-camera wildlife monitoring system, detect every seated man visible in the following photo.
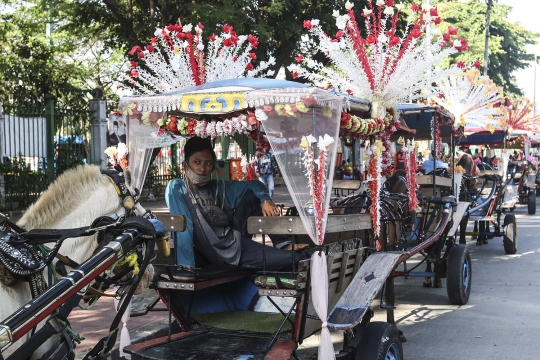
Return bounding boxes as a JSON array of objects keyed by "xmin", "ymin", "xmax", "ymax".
[{"xmin": 166, "ymin": 137, "xmax": 308, "ymax": 271}]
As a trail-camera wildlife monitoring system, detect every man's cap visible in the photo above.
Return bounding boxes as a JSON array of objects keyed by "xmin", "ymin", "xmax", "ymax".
[{"xmin": 184, "ymin": 136, "xmax": 216, "ymax": 161}]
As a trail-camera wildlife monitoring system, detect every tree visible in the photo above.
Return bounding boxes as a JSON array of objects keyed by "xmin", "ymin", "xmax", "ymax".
[
  {"xmin": 438, "ymin": 0, "xmax": 538, "ymax": 95},
  {"xmin": 58, "ymin": 0, "xmax": 378, "ymax": 82},
  {"xmin": 0, "ymin": 1, "xmax": 126, "ymax": 107}
]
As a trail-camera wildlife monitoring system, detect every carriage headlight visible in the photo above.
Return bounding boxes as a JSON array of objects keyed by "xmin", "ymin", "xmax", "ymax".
[{"xmin": 0, "ymin": 325, "xmax": 13, "ymax": 352}]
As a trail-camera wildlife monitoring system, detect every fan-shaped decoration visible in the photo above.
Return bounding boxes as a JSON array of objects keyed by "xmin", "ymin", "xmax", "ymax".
[
  {"xmin": 127, "ymin": 23, "xmax": 275, "ymax": 95},
  {"xmin": 431, "ymin": 67, "xmax": 503, "ymax": 129},
  {"xmin": 288, "ymin": 0, "xmax": 465, "ymax": 119},
  {"xmin": 498, "ymin": 97, "xmax": 540, "ymax": 134}
]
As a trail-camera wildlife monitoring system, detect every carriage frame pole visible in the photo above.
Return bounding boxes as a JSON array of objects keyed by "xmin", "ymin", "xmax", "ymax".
[{"xmin": 45, "ymin": 94, "xmax": 55, "ymax": 184}]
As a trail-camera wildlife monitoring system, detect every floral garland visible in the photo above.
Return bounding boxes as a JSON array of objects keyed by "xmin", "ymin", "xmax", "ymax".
[
  {"xmin": 300, "ymin": 134, "xmax": 335, "ymax": 244},
  {"xmin": 105, "ymin": 143, "xmax": 129, "ymax": 169},
  {"xmin": 378, "ymin": 116, "xmax": 400, "ymax": 176},
  {"xmin": 340, "ymin": 111, "xmax": 394, "ymax": 138},
  {"xmin": 398, "ymin": 137, "xmax": 419, "ymax": 211},
  {"xmin": 366, "ymin": 140, "xmax": 385, "ymax": 247}
]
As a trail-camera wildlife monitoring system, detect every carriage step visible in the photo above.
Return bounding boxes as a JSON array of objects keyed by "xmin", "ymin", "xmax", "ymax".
[{"xmin": 327, "ymin": 252, "xmax": 403, "ymax": 331}]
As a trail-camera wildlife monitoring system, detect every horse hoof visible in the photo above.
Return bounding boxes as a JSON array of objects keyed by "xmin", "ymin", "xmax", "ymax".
[
  {"xmin": 423, "ymin": 278, "xmax": 432, "ymax": 287},
  {"xmin": 482, "ymin": 238, "xmax": 488, "ymax": 245},
  {"xmin": 434, "ymin": 278, "xmax": 443, "ymax": 288},
  {"xmin": 476, "ymin": 239, "xmax": 482, "ymax": 246},
  {"xmin": 398, "ymin": 330, "xmax": 407, "ymax": 343}
]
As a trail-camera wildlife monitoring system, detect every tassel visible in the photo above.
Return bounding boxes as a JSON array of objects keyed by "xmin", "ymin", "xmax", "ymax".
[{"xmin": 114, "ymin": 294, "xmax": 132, "ymax": 359}]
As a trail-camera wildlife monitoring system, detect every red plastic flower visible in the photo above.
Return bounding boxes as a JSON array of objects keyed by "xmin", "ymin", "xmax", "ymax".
[
  {"xmin": 248, "ymin": 35, "xmax": 259, "ymax": 49},
  {"xmin": 150, "ymin": 37, "xmax": 157, "ymax": 45},
  {"xmin": 130, "ymin": 61, "xmax": 138, "ymax": 68},
  {"xmin": 295, "ymin": 54, "xmax": 304, "ymax": 62},
  {"xmin": 433, "ymin": 17, "xmax": 441, "ymax": 25},
  {"xmin": 474, "ymin": 59, "xmax": 482, "ymax": 69},
  {"xmin": 385, "ymin": 30, "xmax": 394, "ymax": 37},
  {"xmin": 130, "ymin": 70, "xmax": 139, "ymax": 77},
  {"xmin": 389, "ymin": 36, "xmax": 401, "ymax": 46},
  {"xmin": 438, "ymin": 92, "xmax": 445, "ymax": 99},
  {"xmin": 128, "ymin": 46, "xmax": 141, "ymax": 55},
  {"xmin": 209, "ymin": 33, "xmax": 216, "ymax": 42},
  {"xmin": 430, "ymin": 7, "xmax": 438, "ymax": 16},
  {"xmin": 439, "ymin": 41, "xmax": 447, "ymax": 48},
  {"xmin": 366, "ymin": 35, "xmax": 376, "ymax": 44},
  {"xmin": 176, "ymin": 32, "xmax": 186, "ymax": 40},
  {"xmin": 197, "ymin": 22, "xmax": 204, "ymax": 29},
  {"xmin": 411, "ymin": 27, "xmax": 422, "ymax": 38},
  {"xmin": 249, "ymin": 53, "xmax": 257, "ymax": 59},
  {"xmin": 443, "ymin": 33, "xmax": 450, "ymax": 42},
  {"xmin": 233, "ymin": 56, "xmax": 237, "ymax": 62},
  {"xmin": 223, "ymin": 24, "xmax": 233, "ymax": 33},
  {"xmin": 146, "ymin": 45, "xmax": 154, "ymax": 52},
  {"xmin": 346, "ymin": 89, "xmax": 353, "ymax": 95},
  {"xmin": 246, "ymin": 63, "xmax": 254, "ymax": 71},
  {"xmin": 292, "ymin": 71, "xmax": 299, "ymax": 79},
  {"xmin": 454, "ymin": 37, "xmax": 468, "ymax": 51},
  {"xmin": 223, "ymin": 38, "xmax": 233, "ymax": 47},
  {"xmin": 137, "ymin": 52, "xmax": 145, "ymax": 58},
  {"xmin": 411, "ymin": 3, "xmax": 419, "ymax": 12},
  {"xmin": 457, "ymin": 61, "xmax": 466, "ymax": 68},
  {"xmin": 336, "ymin": 30, "xmax": 344, "ymax": 40},
  {"xmin": 448, "ymin": 26, "xmax": 458, "ymax": 35},
  {"xmin": 303, "ymin": 20, "xmax": 312, "ymax": 29},
  {"xmin": 384, "ymin": 0, "xmax": 394, "ymax": 6},
  {"xmin": 302, "ymin": 96, "xmax": 317, "ymax": 107}
]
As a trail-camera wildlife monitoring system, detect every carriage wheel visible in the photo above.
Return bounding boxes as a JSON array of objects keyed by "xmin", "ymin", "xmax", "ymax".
[
  {"xmin": 503, "ymin": 214, "xmax": 518, "ymax": 255},
  {"xmin": 528, "ymin": 190, "xmax": 536, "ymax": 215},
  {"xmin": 357, "ymin": 322, "xmax": 403, "ymax": 360},
  {"xmin": 446, "ymin": 245, "xmax": 472, "ymax": 305}
]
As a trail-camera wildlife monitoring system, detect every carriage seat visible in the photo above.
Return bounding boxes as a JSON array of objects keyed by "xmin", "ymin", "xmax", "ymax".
[{"xmin": 159, "ymin": 263, "xmax": 254, "ymax": 283}]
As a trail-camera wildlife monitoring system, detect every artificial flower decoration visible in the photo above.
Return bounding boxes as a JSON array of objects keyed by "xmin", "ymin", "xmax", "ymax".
[
  {"xmin": 526, "ymin": 154, "xmax": 537, "ymax": 172},
  {"xmin": 431, "ymin": 66, "xmax": 503, "ymax": 129},
  {"xmin": 289, "ymin": 1, "xmax": 464, "ymax": 119},
  {"xmin": 402, "ymin": 139, "xmax": 419, "ymax": 210},
  {"xmin": 105, "ymin": 143, "xmax": 129, "ymax": 169},
  {"xmin": 127, "ymin": 23, "xmax": 276, "ymax": 94},
  {"xmin": 497, "ymin": 97, "xmax": 540, "ymax": 134}
]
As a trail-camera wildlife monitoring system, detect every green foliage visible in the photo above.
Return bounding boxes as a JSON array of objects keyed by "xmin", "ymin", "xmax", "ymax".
[
  {"xmin": 438, "ymin": 0, "xmax": 538, "ymax": 96},
  {"xmin": 0, "ymin": 156, "xmax": 48, "ymax": 210}
]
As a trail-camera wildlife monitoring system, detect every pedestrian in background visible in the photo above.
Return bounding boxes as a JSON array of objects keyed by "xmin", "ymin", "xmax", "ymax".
[{"xmin": 256, "ymin": 146, "xmax": 278, "ymax": 199}]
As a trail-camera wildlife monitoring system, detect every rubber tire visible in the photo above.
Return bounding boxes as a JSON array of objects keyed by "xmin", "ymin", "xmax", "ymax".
[
  {"xmin": 528, "ymin": 190, "xmax": 536, "ymax": 215},
  {"xmin": 357, "ymin": 322, "xmax": 403, "ymax": 360},
  {"xmin": 503, "ymin": 214, "xmax": 518, "ymax": 255},
  {"xmin": 446, "ymin": 245, "xmax": 472, "ymax": 305}
]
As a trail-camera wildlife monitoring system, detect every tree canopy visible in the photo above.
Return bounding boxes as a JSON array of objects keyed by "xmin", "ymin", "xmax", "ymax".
[{"xmin": 438, "ymin": 0, "xmax": 538, "ymax": 95}]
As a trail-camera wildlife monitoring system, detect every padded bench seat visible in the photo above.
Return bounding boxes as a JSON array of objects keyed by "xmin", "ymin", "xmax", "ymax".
[{"xmin": 156, "ymin": 264, "xmax": 255, "ymax": 291}]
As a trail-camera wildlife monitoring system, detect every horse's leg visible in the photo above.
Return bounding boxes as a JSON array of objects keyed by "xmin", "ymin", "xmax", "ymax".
[{"xmin": 472, "ymin": 221, "xmax": 478, "ymax": 240}]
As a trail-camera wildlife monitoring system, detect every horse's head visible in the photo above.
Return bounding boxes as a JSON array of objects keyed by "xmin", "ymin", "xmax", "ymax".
[{"xmin": 16, "ymin": 164, "xmax": 153, "ymax": 276}]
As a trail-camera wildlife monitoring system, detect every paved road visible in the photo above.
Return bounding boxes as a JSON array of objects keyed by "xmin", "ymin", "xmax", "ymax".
[
  {"xmin": 69, "ymin": 187, "xmax": 540, "ymax": 359},
  {"xmin": 298, "ymin": 199, "xmax": 540, "ymax": 359}
]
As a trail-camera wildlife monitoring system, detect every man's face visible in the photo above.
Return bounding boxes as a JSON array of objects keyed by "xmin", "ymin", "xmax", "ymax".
[{"xmin": 186, "ymin": 149, "xmax": 214, "ymax": 176}]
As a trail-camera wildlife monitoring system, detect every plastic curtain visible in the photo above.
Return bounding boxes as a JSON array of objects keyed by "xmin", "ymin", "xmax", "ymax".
[
  {"xmin": 114, "ymin": 294, "xmax": 132, "ymax": 359},
  {"xmin": 125, "ymin": 111, "xmax": 181, "ymax": 193},
  {"xmin": 256, "ymin": 93, "xmax": 342, "ymax": 360}
]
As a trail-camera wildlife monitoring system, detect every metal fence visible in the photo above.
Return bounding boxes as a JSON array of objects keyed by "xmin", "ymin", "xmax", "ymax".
[{"xmin": 1, "ymin": 95, "xmax": 90, "ymax": 210}]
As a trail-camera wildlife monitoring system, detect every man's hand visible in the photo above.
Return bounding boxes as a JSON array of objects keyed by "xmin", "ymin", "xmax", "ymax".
[{"xmin": 262, "ymin": 199, "xmax": 280, "ymax": 217}]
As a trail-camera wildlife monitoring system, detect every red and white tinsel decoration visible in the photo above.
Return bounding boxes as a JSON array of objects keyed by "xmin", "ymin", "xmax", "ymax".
[
  {"xmin": 399, "ymin": 137, "xmax": 419, "ymax": 211},
  {"xmin": 366, "ymin": 140, "xmax": 385, "ymax": 249}
]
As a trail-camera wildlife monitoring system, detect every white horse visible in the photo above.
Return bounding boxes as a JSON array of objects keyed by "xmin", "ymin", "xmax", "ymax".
[{"xmin": 2, "ymin": 164, "xmax": 152, "ymax": 358}]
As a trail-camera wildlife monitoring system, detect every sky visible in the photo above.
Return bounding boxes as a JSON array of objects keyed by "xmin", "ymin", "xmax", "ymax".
[{"xmin": 497, "ymin": 0, "xmax": 540, "ymax": 101}]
